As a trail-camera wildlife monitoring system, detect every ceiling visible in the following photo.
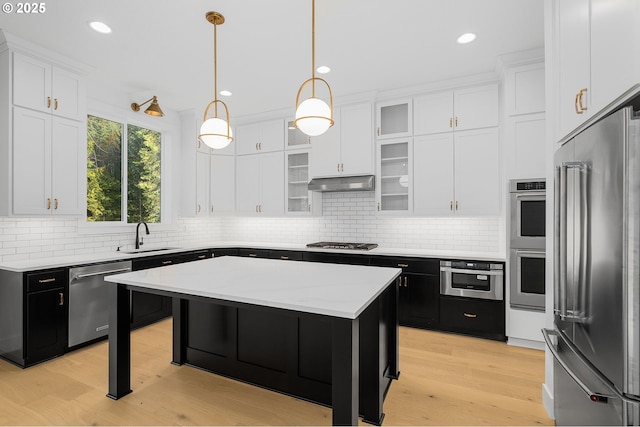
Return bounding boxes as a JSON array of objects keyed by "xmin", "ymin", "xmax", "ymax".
[{"xmin": 0, "ymin": 0, "xmax": 544, "ymax": 119}]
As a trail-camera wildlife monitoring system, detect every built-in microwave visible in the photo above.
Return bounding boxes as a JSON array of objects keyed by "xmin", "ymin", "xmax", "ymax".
[
  {"xmin": 440, "ymin": 260, "xmax": 504, "ymax": 301},
  {"xmin": 509, "ymin": 179, "xmax": 546, "ymax": 249}
]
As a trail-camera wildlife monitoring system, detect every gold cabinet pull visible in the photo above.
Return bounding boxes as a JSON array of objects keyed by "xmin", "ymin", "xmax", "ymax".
[
  {"xmin": 259, "ymin": 142, "xmax": 262, "ymax": 150},
  {"xmin": 574, "ymin": 92, "xmax": 581, "ymax": 114},
  {"xmin": 340, "ymin": 163, "xmax": 344, "ymax": 172},
  {"xmin": 450, "ymin": 201, "xmax": 453, "ymax": 211},
  {"xmin": 377, "ymin": 127, "xmax": 380, "ymax": 136},
  {"xmin": 248, "ymin": 253, "xmax": 257, "ymax": 257},
  {"xmin": 54, "ymin": 98, "xmax": 59, "ymax": 110},
  {"xmin": 404, "ymin": 277, "xmax": 408, "ymax": 287},
  {"xmin": 397, "ymin": 263, "xmax": 409, "ymax": 268},
  {"xmin": 280, "ymin": 256, "xmax": 289, "ymax": 260},
  {"xmin": 377, "ymin": 202, "xmax": 381, "ymax": 211},
  {"xmin": 455, "ymin": 201, "xmax": 459, "ymax": 211},
  {"xmin": 463, "ymin": 312, "xmax": 477, "ymax": 318},
  {"xmin": 59, "ymin": 292, "xmax": 64, "ymax": 306},
  {"xmin": 39, "ymin": 278, "xmax": 56, "ymax": 284},
  {"xmin": 197, "ymin": 204, "xmax": 201, "ymax": 213},
  {"xmin": 455, "ymin": 117, "xmax": 459, "ymax": 127},
  {"xmin": 578, "ymin": 88, "xmax": 588, "ymax": 113},
  {"xmin": 449, "ymin": 117, "xmax": 453, "ymax": 128},
  {"xmin": 162, "ymin": 260, "xmax": 172, "ymax": 265},
  {"xmin": 47, "ymin": 198, "xmax": 51, "ymax": 210},
  {"xmin": 47, "ymin": 97, "xmax": 51, "ymax": 108},
  {"xmin": 54, "ymin": 198, "xmax": 59, "ymax": 210},
  {"xmin": 337, "ymin": 163, "xmax": 340, "ymax": 172},
  {"xmin": 255, "ymin": 142, "xmax": 259, "ymax": 151},
  {"xmin": 198, "ymin": 255, "xmax": 206, "ymax": 259}
]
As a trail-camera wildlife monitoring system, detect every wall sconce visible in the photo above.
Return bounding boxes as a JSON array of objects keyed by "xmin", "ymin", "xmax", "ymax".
[{"xmin": 131, "ymin": 96, "xmax": 164, "ymax": 117}]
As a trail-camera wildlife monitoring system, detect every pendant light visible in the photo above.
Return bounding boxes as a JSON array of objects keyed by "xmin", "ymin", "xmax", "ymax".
[
  {"xmin": 294, "ymin": 0, "xmax": 334, "ymax": 137},
  {"xmin": 198, "ymin": 11, "xmax": 233, "ymax": 149}
]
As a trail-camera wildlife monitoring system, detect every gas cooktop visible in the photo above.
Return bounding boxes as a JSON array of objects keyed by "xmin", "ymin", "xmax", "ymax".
[{"xmin": 306, "ymin": 241, "xmax": 378, "ymax": 251}]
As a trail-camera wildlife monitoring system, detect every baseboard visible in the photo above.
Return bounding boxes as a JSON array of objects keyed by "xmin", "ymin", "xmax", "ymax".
[
  {"xmin": 507, "ymin": 337, "xmax": 545, "ymax": 350},
  {"xmin": 542, "ymin": 381, "xmax": 554, "ymax": 420}
]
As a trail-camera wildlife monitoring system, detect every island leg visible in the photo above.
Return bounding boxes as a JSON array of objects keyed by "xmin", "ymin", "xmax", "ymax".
[
  {"xmin": 387, "ymin": 281, "xmax": 400, "ymax": 379},
  {"xmin": 107, "ymin": 283, "xmax": 132, "ymax": 400},
  {"xmin": 172, "ymin": 298, "xmax": 187, "ymax": 365},
  {"xmin": 332, "ymin": 317, "xmax": 359, "ymax": 426}
]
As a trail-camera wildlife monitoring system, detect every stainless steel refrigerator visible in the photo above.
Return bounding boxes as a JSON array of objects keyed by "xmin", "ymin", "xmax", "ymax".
[{"xmin": 544, "ymin": 106, "xmax": 640, "ymax": 425}]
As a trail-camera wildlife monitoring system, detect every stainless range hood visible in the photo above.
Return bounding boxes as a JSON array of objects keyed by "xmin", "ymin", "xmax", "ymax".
[{"xmin": 307, "ymin": 175, "xmax": 375, "ymax": 192}]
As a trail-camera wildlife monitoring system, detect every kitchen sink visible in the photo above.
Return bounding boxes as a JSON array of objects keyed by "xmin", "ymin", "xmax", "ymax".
[{"xmin": 118, "ymin": 247, "xmax": 178, "ymax": 254}]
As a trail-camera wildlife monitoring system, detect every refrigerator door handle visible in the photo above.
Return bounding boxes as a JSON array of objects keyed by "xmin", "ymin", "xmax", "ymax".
[
  {"xmin": 543, "ymin": 328, "xmax": 614, "ymax": 403},
  {"xmin": 555, "ymin": 161, "xmax": 590, "ymax": 323}
]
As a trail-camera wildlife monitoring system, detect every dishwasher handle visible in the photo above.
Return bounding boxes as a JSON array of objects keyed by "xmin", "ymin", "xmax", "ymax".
[{"xmin": 75, "ymin": 267, "xmax": 131, "ymax": 279}]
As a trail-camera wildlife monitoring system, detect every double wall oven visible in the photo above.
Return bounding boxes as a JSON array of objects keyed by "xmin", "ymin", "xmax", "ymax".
[{"xmin": 509, "ymin": 179, "xmax": 546, "ymax": 311}]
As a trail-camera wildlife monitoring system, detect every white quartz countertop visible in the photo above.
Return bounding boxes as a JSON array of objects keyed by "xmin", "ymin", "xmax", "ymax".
[
  {"xmin": 105, "ymin": 256, "xmax": 402, "ymax": 320},
  {"xmin": 0, "ymin": 241, "xmax": 505, "ymax": 272}
]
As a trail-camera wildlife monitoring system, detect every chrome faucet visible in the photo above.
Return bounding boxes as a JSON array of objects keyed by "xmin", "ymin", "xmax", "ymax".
[{"xmin": 135, "ymin": 221, "xmax": 149, "ymax": 249}]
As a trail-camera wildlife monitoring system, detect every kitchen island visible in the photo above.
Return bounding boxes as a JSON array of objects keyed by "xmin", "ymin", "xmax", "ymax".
[{"xmin": 104, "ymin": 256, "xmax": 402, "ymax": 426}]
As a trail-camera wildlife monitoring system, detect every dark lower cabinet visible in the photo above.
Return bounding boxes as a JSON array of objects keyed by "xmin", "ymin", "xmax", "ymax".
[
  {"xmin": 370, "ymin": 256, "xmax": 440, "ymax": 329},
  {"xmin": 211, "ymin": 248, "xmax": 238, "ymax": 257},
  {"xmin": 131, "ymin": 250, "xmax": 211, "ymax": 329},
  {"xmin": 25, "ymin": 269, "xmax": 67, "ymax": 366},
  {"xmin": 439, "ymin": 296, "xmax": 506, "ymax": 341}
]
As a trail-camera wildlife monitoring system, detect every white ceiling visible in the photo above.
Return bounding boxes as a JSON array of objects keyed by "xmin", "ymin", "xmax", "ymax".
[{"xmin": 0, "ymin": 0, "xmax": 544, "ymax": 119}]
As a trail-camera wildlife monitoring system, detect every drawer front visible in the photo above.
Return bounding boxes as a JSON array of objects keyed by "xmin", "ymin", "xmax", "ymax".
[
  {"xmin": 440, "ymin": 296, "xmax": 504, "ymax": 335},
  {"xmin": 268, "ymin": 250, "xmax": 303, "ymax": 261},
  {"xmin": 237, "ymin": 249, "xmax": 270, "ymax": 258},
  {"xmin": 176, "ymin": 250, "xmax": 211, "ymax": 263},
  {"xmin": 26, "ymin": 269, "xmax": 66, "ymax": 292},
  {"xmin": 370, "ymin": 256, "xmax": 438, "ymax": 274}
]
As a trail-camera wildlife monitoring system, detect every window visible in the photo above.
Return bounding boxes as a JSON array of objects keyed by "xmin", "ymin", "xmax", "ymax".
[{"xmin": 87, "ymin": 115, "xmax": 162, "ymax": 223}]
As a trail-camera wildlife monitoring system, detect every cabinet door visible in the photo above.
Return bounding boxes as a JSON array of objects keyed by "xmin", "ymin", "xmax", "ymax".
[
  {"xmin": 376, "ymin": 98, "xmax": 412, "ymax": 139},
  {"xmin": 259, "ymin": 119, "xmax": 285, "ymax": 153},
  {"xmin": 556, "ymin": 0, "xmax": 591, "ymax": 138},
  {"xmin": 13, "ymin": 52, "xmax": 51, "ymax": 114},
  {"xmin": 413, "ymin": 133, "xmax": 454, "ymax": 216},
  {"xmin": 235, "ymin": 155, "xmax": 261, "ymax": 215},
  {"xmin": 286, "ymin": 151, "xmax": 311, "ymax": 214},
  {"xmin": 413, "ymin": 91, "xmax": 453, "ymax": 135},
  {"xmin": 51, "ymin": 67, "xmax": 84, "ymax": 121},
  {"xmin": 377, "ymin": 139, "xmax": 411, "ymax": 213},
  {"xmin": 195, "ymin": 151, "xmax": 209, "ymax": 217},
  {"xmin": 13, "ymin": 107, "xmax": 51, "ymax": 215},
  {"xmin": 235, "ymin": 123, "xmax": 261, "ymax": 155},
  {"xmin": 454, "ymin": 128, "xmax": 500, "ymax": 215},
  {"xmin": 590, "ymin": 0, "xmax": 638, "ymax": 113},
  {"xmin": 402, "ymin": 273, "xmax": 439, "ymax": 328},
  {"xmin": 340, "ymin": 102, "xmax": 374, "ymax": 175},
  {"xmin": 454, "ymin": 84, "xmax": 499, "ymax": 131},
  {"xmin": 210, "ymin": 154, "xmax": 235, "ymax": 215},
  {"xmin": 51, "ymin": 117, "xmax": 84, "ymax": 215},
  {"xmin": 26, "ymin": 288, "xmax": 66, "ymax": 365},
  {"xmin": 259, "ymin": 151, "xmax": 284, "ymax": 216},
  {"xmin": 310, "ymin": 108, "xmax": 341, "ymax": 177}
]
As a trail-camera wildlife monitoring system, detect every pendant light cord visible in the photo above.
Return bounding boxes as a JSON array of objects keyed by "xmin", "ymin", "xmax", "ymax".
[
  {"xmin": 213, "ymin": 21, "xmax": 219, "ymax": 117},
  {"xmin": 311, "ymin": 0, "xmax": 316, "ymax": 98}
]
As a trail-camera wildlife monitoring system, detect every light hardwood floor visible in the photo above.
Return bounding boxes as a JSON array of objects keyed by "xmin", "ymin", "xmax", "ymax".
[{"xmin": 0, "ymin": 319, "xmax": 554, "ymax": 426}]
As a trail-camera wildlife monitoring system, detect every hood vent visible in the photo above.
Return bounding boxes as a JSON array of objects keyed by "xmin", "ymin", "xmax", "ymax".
[{"xmin": 308, "ymin": 175, "xmax": 375, "ymax": 192}]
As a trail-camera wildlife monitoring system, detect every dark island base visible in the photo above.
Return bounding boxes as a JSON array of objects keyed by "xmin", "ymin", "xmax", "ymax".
[{"xmin": 178, "ymin": 286, "xmax": 397, "ymax": 425}]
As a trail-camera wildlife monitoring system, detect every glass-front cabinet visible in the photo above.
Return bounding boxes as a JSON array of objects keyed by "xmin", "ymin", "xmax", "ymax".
[
  {"xmin": 286, "ymin": 151, "xmax": 312, "ymax": 214},
  {"xmin": 286, "ymin": 120, "xmax": 311, "ymax": 149},
  {"xmin": 376, "ymin": 98, "xmax": 412, "ymax": 139},
  {"xmin": 376, "ymin": 139, "xmax": 412, "ymax": 213}
]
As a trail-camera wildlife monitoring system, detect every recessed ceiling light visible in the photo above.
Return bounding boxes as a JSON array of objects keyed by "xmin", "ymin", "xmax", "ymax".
[
  {"xmin": 457, "ymin": 33, "xmax": 476, "ymax": 44},
  {"xmin": 316, "ymin": 65, "xmax": 331, "ymax": 74},
  {"xmin": 89, "ymin": 21, "xmax": 112, "ymax": 34},
  {"xmin": 219, "ymin": 90, "xmax": 232, "ymax": 97}
]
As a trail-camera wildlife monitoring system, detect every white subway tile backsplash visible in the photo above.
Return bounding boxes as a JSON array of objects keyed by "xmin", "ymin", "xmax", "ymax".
[{"xmin": 0, "ymin": 193, "xmax": 501, "ymax": 262}]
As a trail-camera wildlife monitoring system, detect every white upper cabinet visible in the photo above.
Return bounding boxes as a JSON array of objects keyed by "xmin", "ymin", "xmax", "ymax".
[
  {"xmin": 236, "ymin": 151, "xmax": 284, "ymax": 216},
  {"xmin": 13, "ymin": 52, "xmax": 85, "ymax": 121},
  {"xmin": 236, "ymin": 119, "xmax": 285, "ymax": 155},
  {"xmin": 210, "ymin": 154, "xmax": 235, "ymax": 216},
  {"xmin": 413, "ymin": 128, "xmax": 500, "ymax": 216},
  {"xmin": 13, "ymin": 107, "xmax": 84, "ymax": 215},
  {"xmin": 286, "ymin": 120, "xmax": 311, "ymax": 149},
  {"xmin": 376, "ymin": 138, "xmax": 412, "ymax": 214},
  {"xmin": 311, "ymin": 102, "xmax": 374, "ymax": 178},
  {"xmin": 413, "ymin": 84, "xmax": 499, "ymax": 136},
  {"xmin": 376, "ymin": 98, "xmax": 412, "ymax": 139},
  {"xmin": 553, "ymin": 0, "xmax": 639, "ymax": 140},
  {"xmin": 505, "ymin": 62, "xmax": 545, "ymax": 116}
]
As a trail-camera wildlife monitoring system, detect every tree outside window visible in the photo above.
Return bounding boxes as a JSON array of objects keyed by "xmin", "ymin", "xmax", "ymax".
[{"xmin": 87, "ymin": 115, "xmax": 162, "ymax": 223}]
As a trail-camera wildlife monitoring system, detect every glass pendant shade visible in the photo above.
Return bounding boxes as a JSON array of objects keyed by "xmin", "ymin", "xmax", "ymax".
[
  {"xmin": 200, "ymin": 117, "xmax": 233, "ymax": 149},
  {"xmin": 295, "ymin": 97, "xmax": 332, "ymax": 136}
]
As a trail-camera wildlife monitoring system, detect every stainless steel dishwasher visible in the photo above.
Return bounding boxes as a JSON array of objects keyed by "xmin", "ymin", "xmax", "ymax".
[{"xmin": 68, "ymin": 260, "xmax": 132, "ymax": 347}]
